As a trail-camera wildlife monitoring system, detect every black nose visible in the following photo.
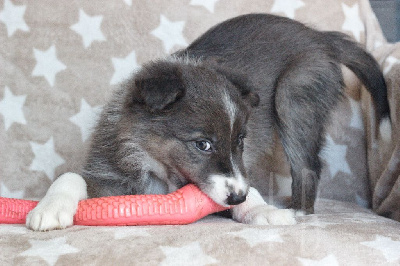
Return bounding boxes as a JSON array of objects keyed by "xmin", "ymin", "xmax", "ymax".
[{"xmin": 226, "ymin": 192, "xmax": 247, "ymax": 205}]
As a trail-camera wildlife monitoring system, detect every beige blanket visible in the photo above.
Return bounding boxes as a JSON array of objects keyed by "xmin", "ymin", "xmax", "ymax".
[
  {"xmin": 362, "ymin": 42, "xmax": 400, "ymax": 222},
  {"xmin": 1, "ymin": 199, "xmax": 400, "ymax": 265},
  {"xmin": 1, "ymin": 0, "xmax": 399, "ymax": 264}
]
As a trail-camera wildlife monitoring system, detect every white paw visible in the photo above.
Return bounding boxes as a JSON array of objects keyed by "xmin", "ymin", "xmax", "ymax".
[
  {"xmin": 295, "ymin": 210, "xmax": 306, "ymax": 217},
  {"xmin": 26, "ymin": 194, "xmax": 77, "ymax": 231},
  {"xmin": 237, "ymin": 205, "xmax": 297, "ymax": 225}
]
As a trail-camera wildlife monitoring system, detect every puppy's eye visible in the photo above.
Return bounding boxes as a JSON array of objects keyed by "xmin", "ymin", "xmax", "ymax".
[{"xmin": 195, "ymin": 140, "xmax": 213, "ymax": 152}]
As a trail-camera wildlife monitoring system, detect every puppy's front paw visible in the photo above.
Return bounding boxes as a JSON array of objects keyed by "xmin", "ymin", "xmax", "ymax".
[
  {"xmin": 236, "ymin": 205, "xmax": 297, "ymax": 226},
  {"xmin": 26, "ymin": 194, "xmax": 77, "ymax": 231}
]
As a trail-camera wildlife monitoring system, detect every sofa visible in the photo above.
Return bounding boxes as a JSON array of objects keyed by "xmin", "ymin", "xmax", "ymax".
[{"xmin": 1, "ymin": 0, "xmax": 399, "ymax": 265}]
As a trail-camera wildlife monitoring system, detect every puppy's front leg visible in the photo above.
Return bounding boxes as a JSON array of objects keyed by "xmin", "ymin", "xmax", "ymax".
[
  {"xmin": 232, "ymin": 187, "xmax": 296, "ymax": 225},
  {"xmin": 26, "ymin": 172, "xmax": 87, "ymax": 231}
]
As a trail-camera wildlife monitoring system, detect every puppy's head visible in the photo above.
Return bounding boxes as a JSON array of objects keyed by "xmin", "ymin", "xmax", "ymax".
[{"xmin": 127, "ymin": 59, "xmax": 259, "ymax": 206}]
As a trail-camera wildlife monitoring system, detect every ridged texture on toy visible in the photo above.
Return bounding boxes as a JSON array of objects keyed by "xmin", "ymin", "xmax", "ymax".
[
  {"xmin": 0, "ymin": 197, "xmax": 38, "ymax": 224},
  {"xmin": 0, "ymin": 184, "xmax": 229, "ymax": 225}
]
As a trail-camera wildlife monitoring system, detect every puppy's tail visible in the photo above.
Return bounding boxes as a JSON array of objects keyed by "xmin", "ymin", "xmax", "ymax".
[{"xmin": 326, "ymin": 31, "xmax": 392, "ymax": 142}]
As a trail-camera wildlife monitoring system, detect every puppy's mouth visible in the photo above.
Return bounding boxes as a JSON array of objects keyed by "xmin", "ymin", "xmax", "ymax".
[
  {"xmin": 199, "ymin": 175, "xmax": 249, "ymax": 207},
  {"xmin": 200, "ymin": 180, "xmax": 249, "ymax": 207},
  {"xmin": 174, "ymin": 167, "xmax": 249, "ymax": 207}
]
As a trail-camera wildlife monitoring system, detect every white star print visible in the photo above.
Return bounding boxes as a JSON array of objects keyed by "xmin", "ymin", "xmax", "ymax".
[
  {"xmin": 32, "ymin": 45, "xmax": 66, "ymax": 87},
  {"xmin": 361, "ymin": 235, "xmax": 400, "ymax": 262},
  {"xmin": 69, "ymin": 98, "xmax": 102, "ymax": 142},
  {"xmin": 270, "ymin": 0, "xmax": 305, "ymax": 19},
  {"xmin": 349, "ymin": 98, "xmax": 364, "ymax": 130},
  {"xmin": 0, "ymin": 182, "xmax": 24, "ymax": 198},
  {"xmin": 110, "ymin": 50, "xmax": 140, "ymax": 85},
  {"xmin": 29, "ymin": 137, "xmax": 65, "ymax": 181},
  {"xmin": 123, "ymin": 0, "xmax": 132, "ymax": 6},
  {"xmin": 0, "ymin": 224, "xmax": 28, "ymax": 235},
  {"xmin": 160, "ymin": 242, "xmax": 218, "ymax": 266},
  {"xmin": 228, "ymin": 228, "xmax": 283, "ymax": 247},
  {"xmin": 0, "ymin": 86, "xmax": 27, "ymax": 130},
  {"xmin": 383, "ymin": 56, "xmax": 400, "ymax": 75},
  {"xmin": 70, "ymin": 9, "xmax": 106, "ymax": 48},
  {"xmin": 190, "ymin": 0, "xmax": 219, "ymax": 13},
  {"xmin": 20, "ymin": 237, "xmax": 79, "ymax": 266},
  {"xmin": 298, "ymin": 254, "xmax": 339, "ymax": 266},
  {"xmin": 321, "ymin": 135, "xmax": 351, "ymax": 178},
  {"xmin": 341, "ymin": 3, "xmax": 364, "ymax": 42},
  {"xmin": 151, "ymin": 15, "xmax": 188, "ymax": 53},
  {"xmin": 0, "ymin": 0, "xmax": 29, "ymax": 37},
  {"xmin": 374, "ymin": 40, "xmax": 383, "ymax": 50},
  {"xmin": 302, "ymin": 216, "xmax": 339, "ymax": 229}
]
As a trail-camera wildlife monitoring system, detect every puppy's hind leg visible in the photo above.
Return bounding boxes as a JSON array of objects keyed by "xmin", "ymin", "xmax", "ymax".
[
  {"xmin": 26, "ymin": 173, "xmax": 87, "ymax": 231},
  {"xmin": 274, "ymin": 55, "xmax": 343, "ymax": 214}
]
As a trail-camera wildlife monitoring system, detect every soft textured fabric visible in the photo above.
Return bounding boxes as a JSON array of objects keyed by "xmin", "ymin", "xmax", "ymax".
[
  {"xmin": 1, "ymin": 0, "xmax": 399, "ymax": 264},
  {"xmin": 0, "ymin": 0, "xmax": 382, "ymax": 208},
  {"xmin": 1, "ymin": 199, "xmax": 400, "ymax": 265},
  {"xmin": 365, "ymin": 43, "xmax": 400, "ymax": 222}
]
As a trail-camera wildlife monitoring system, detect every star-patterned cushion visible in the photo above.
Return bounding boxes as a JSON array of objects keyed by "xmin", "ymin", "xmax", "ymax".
[
  {"xmin": 1, "ymin": 0, "xmax": 400, "ymax": 264},
  {"xmin": 0, "ymin": 0, "xmax": 381, "ymax": 204}
]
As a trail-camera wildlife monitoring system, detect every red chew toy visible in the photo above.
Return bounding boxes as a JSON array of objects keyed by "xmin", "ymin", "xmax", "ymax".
[{"xmin": 0, "ymin": 184, "xmax": 230, "ymax": 226}]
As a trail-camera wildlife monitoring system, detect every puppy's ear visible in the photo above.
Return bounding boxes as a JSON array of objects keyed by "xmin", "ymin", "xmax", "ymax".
[
  {"xmin": 133, "ymin": 63, "xmax": 185, "ymax": 111},
  {"xmin": 216, "ymin": 67, "xmax": 260, "ymax": 108}
]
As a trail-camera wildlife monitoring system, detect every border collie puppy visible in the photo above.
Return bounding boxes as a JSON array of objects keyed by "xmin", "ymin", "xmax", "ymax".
[{"xmin": 27, "ymin": 14, "xmax": 391, "ymax": 230}]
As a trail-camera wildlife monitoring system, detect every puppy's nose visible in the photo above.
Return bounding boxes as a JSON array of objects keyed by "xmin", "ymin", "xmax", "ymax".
[{"xmin": 226, "ymin": 191, "xmax": 247, "ymax": 205}]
